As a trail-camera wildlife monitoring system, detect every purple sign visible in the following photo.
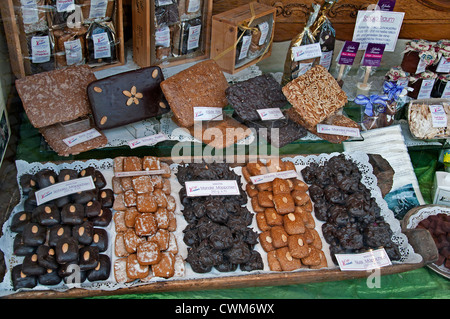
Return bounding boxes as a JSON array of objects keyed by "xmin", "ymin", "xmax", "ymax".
[
  {"xmin": 338, "ymin": 41, "xmax": 360, "ymax": 65},
  {"xmin": 377, "ymin": 0, "xmax": 396, "ymax": 11},
  {"xmin": 362, "ymin": 43, "xmax": 386, "ymax": 67}
]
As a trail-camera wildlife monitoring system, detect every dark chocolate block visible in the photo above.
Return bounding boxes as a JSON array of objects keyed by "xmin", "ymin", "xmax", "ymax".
[
  {"xmin": 72, "ymin": 189, "xmax": 98, "ymax": 205},
  {"xmin": 48, "ymin": 225, "xmax": 72, "ymax": 246},
  {"xmin": 34, "ymin": 169, "xmax": 58, "ymax": 189},
  {"xmin": 60, "ymin": 203, "xmax": 85, "ymax": 225},
  {"xmin": 54, "ymin": 195, "xmax": 71, "ymax": 208},
  {"xmin": 85, "ymin": 200, "xmax": 102, "ymax": 218},
  {"xmin": 93, "ymin": 170, "xmax": 107, "ymax": 189},
  {"xmin": 12, "ymin": 265, "xmax": 37, "ymax": 290},
  {"xmin": 34, "ymin": 203, "xmax": 61, "ymax": 227},
  {"xmin": 226, "ymin": 74, "xmax": 288, "ymax": 121},
  {"xmin": 13, "ymin": 234, "xmax": 37, "ymax": 256},
  {"xmin": 86, "ymin": 254, "xmax": 110, "ymax": 281},
  {"xmin": 79, "ymin": 246, "xmax": 99, "ymax": 271},
  {"xmin": 22, "ymin": 253, "xmax": 46, "ymax": 276},
  {"xmin": 10, "ymin": 211, "xmax": 32, "ymax": 233},
  {"xmin": 24, "ymin": 190, "xmax": 38, "ymax": 212},
  {"xmin": 38, "ymin": 268, "xmax": 62, "ymax": 286},
  {"xmin": 36, "ymin": 245, "xmax": 59, "ymax": 269},
  {"xmin": 78, "ymin": 167, "xmax": 96, "ymax": 179},
  {"xmin": 19, "ymin": 174, "xmax": 37, "ymax": 195},
  {"xmin": 87, "ymin": 66, "xmax": 169, "ymax": 130},
  {"xmin": 90, "ymin": 207, "xmax": 112, "ymax": 227},
  {"xmin": 90, "ymin": 228, "xmax": 108, "ymax": 252},
  {"xmin": 58, "ymin": 169, "xmax": 79, "ymax": 183},
  {"xmin": 55, "ymin": 237, "xmax": 79, "ymax": 264},
  {"xmin": 22, "ymin": 223, "xmax": 47, "ymax": 246},
  {"xmin": 98, "ymin": 189, "xmax": 114, "ymax": 208},
  {"xmin": 72, "ymin": 221, "xmax": 94, "ymax": 245}
]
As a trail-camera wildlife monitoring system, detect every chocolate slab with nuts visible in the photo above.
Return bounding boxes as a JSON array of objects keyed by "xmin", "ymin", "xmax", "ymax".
[{"xmin": 88, "ymin": 66, "xmax": 170, "ymax": 130}]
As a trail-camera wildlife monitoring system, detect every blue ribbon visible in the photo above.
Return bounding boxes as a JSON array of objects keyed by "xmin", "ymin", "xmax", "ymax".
[
  {"xmin": 383, "ymin": 81, "xmax": 404, "ymax": 102},
  {"xmin": 354, "ymin": 94, "xmax": 389, "ymax": 117}
]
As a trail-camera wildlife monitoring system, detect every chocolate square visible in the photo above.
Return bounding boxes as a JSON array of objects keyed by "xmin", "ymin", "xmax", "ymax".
[{"xmin": 88, "ymin": 66, "xmax": 169, "ymax": 130}]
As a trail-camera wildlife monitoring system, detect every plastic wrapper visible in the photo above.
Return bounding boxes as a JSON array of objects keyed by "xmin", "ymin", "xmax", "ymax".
[
  {"xmin": 47, "ymin": 0, "xmax": 77, "ymax": 29},
  {"xmin": 15, "ymin": 0, "xmax": 49, "ymax": 34},
  {"xmin": 408, "ymin": 98, "xmax": 450, "ymax": 139},
  {"xmin": 311, "ymin": 0, "xmax": 337, "ymax": 71},
  {"xmin": 25, "ymin": 30, "xmax": 56, "ymax": 74},
  {"xmin": 85, "ymin": 21, "xmax": 118, "ymax": 66},
  {"xmin": 79, "ymin": 0, "xmax": 116, "ymax": 23},
  {"xmin": 155, "ymin": 2, "xmax": 180, "ymax": 27},
  {"xmin": 407, "ymin": 70, "xmax": 438, "ymax": 99},
  {"xmin": 53, "ymin": 25, "xmax": 88, "ymax": 68},
  {"xmin": 355, "ymin": 94, "xmax": 393, "ymax": 131},
  {"xmin": 172, "ymin": 17, "xmax": 202, "ymax": 57},
  {"xmin": 281, "ymin": 4, "xmax": 320, "ymax": 85},
  {"xmin": 178, "ymin": 0, "xmax": 202, "ymax": 20},
  {"xmin": 401, "ymin": 39, "xmax": 438, "ymax": 75}
]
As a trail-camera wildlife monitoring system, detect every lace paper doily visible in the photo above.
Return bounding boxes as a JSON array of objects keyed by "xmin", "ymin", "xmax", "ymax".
[{"xmin": 0, "ymin": 153, "xmax": 422, "ymax": 297}]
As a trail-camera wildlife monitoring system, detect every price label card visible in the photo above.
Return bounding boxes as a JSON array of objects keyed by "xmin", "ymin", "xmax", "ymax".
[
  {"xmin": 292, "ymin": 43, "xmax": 322, "ymax": 62},
  {"xmin": 193, "ymin": 107, "xmax": 223, "ymax": 121},
  {"xmin": 436, "ymin": 57, "xmax": 450, "ymax": 74},
  {"xmin": 31, "ymin": 36, "xmax": 51, "ymax": 63},
  {"xmin": 128, "ymin": 132, "xmax": 168, "ymax": 149},
  {"xmin": 316, "ymin": 124, "xmax": 361, "ymax": 137},
  {"xmin": 338, "ymin": 41, "xmax": 360, "ymax": 65},
  {"xmin": 417, "ymin": 79, "xmax": 435, "ymax": 99},
  {"xmin": 63, "ymin": 128, "xmax": 102, "ymax": 147},
  {"xmin": 35, "ymin": 176, "xmax": 95, "ymax": 206},
  {"xmin": 250, "ymin": 170, "xmax": 298, "ymax": 185},
  {"xmin": 185, "ymin": 180, "xmax": 240, "ymax": 197},
  {"xmin": 115, "ymin": 170, "xmax": 167, "ymax": 178},
  {"xmin": 429, "ymin": 105, "xmax": 447, "ymax": 128},
  {"xmin": 256, "ymin": 108, "xmax": 284, "ymax": 121},
  {"xmin": 442, "ymin": 81, "xmax": 450, "ymax": 99},
  {"xmin": 335, "ymin": 248, "xmax": 392, "ymax": 271},
  {"xmin": 362, "ymin": 43, "xmax": 386, "ymax": 67}
]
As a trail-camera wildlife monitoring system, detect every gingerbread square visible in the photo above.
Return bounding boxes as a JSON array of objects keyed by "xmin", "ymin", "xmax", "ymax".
[
  {"xmin": 114, "ymin": 233, "xmax": 129, "ymax": 258},
  {"xmin": 272, "ymin": 178, "xmax": 291, "ymax": 195},
  {"xmin": 264, "ymin": 208, "xmax": 283, "ymax": 227},
  {"xmin": 123, "ymin": 190, "xmax": 137, "ymax": 207},
  {"xmin": 136, "ymin": 193, "xmax": 158, "ymax": 213},
  {"xmin": 310, "ymin": 249, "xmax": 328, "ymax": 269},
  {"xmin": 256, "ymin": 182, "xmax": 272, "ymax": 192},
  {"xmin": 124, "ymin": 207, "xmax": 140, "ymax": 228},
  {"xmin": 256, "ymin": 212, "xmax": 270, "ymax": 232},
  {"xmin": 257, "ymin": 191, "xmax": 274, "ymax": 208},
  {"xmin": 270, "ymin": 225, "xmax": 289, "ymax": 248},
  {"xmin": 149, "ymin": 229, "xmax": 170, "ymax": 251},
  {"xmin": 287, "ymin": 234, "xmax": 310, "ymax": 259},
  {"xmin": 167, "ymin": 210, "xmax": 177, "ymax": 232},
  {"xmin": 120, "ymin": 177, "xmax": 133, "ymax": 191},
  {"xmin": 245, "ymin": 183, "xmax": 258, "ymax": 198},
  {"xmin": 112, "ymin": 176, "xmax": 123, "ymax": 194},
  {"xmin": 150, "ymin": 175, "xmax": 163, "ymax": 189},
  {"xmin": 283, "ymin": 212, "xmax": 306, "ymax": 235},
  {"xmin": 275, "ymin": 247, "xmax": 302, "ymax": 271},
  {"xmin": 114, "ymin": 211, "xmax": 128, "ymax": 233},
  {"xmin": 136, "ymin": 241, "xmax": 161, "ymax": 265},
  {"xmin": 142, "ymin": 156, "xmax": 160, "ymax": 171},
  {"xmin": 292, "ymin": 178, "xmax": 309, "ymax": 192},
  {"xmin": 259, "ymin": 230, "xmax": 275, "ymax": 252},
  {"xmin": 291, "ymin": 190, "xmax": 310, "ymax": 206},
  {"xmin": 166, "ymin": 232, "xmax": 178, "ymax": 254},
  {"xmin": 124, "ymin": 228, "xmax": 145, "ymax": 253},
  {"xmin": 246, "ymin": 161, "xmax": 268, "ymax": 176},
  {"xmin": 126, "ymin": 253, "xmax": 150, "ymax": 279},
  {"xmin": 152, "ymin": 252, "xmax": 175, "ymax": 278},
  {"xmin": 124, "ymin": 156, "xmax": 142, "ymax": 171},
  {"xmin": 273, "ymin": 194, "xmax": 295, "ymax": 214},
  {"xmin": 267, "ymin": 250, "xmax": 282, "ymax": 271},
  {"xmin": 132, "ymin": 175, "xmax": 154, "ymax": 194},
  {"xmin": 113, "ymin": 193, "xmax": 126, "ymax": 211},
  {"xmin": 113, "ymin": 157, "xmax": 125, "ymax": 172},
  {"xmin": 155, "ymin": 207, "xmax": 169, "ymax": 229},
  {"xmin": 301, "ymin": 247, "xmax": 322, "ymax": 266},
  {"xmin": 114, "ymin": 258, "xmax": 132, "ymax": 283},
  {"xmin": 134, "ymin": 213, "xmax": 158, "ymax": 236},
  {"xmin": 251, "ymin": 196, "xmax": 265, "ymax": 213},
  {"xmin": 162, "ymin": 178, "xmax": 171, "ymax": 195},
  {"xmin": 153, "ymin": 189, "xmax": 168, "ymax": 208},
  {"xmin": 295, "ymin": 208, "xmax": 315, "ymax": 229}
]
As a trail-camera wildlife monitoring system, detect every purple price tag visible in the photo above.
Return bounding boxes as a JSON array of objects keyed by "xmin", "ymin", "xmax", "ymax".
[
  {"xmin": 362, "ymin": 43, "xmax": 386, "ymax": 67},
  {"xmin": 377, "ymin": 0, "xmax": 396, "ymax": 11},
  {"xmin": 338, "ymin": 41, "xmax": 360, "ymax": 65}
]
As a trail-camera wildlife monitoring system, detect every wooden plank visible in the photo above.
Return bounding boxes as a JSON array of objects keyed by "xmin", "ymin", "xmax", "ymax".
[{"xmin": 212, "ymin": 0, "xmax": 450, "ymax": 42}]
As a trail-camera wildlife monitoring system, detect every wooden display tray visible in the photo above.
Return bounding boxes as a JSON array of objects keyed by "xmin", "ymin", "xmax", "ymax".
[
  {"xmin": 1, "ymin": 155, "xmax": 439, "ymax": 299},
  {"xmin": 0, "ymin": 0, "xmax": 125, "ymax": 79}
]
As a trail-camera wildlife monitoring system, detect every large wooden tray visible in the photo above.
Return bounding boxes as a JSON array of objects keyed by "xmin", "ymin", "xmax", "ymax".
[{"xmin": 1, "ymin": 155, "xmax": 439, "ymax": 299}]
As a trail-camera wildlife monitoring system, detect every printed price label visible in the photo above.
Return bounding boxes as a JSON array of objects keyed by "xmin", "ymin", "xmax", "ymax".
[
  {"xmin": 316, "ymin": 124, "xmax": 361, "ymax": 137},
  {"xmin": 115, "ymin": 170, "xmax": 166, "ymax": 178},
  {"xmin": 256, "ymin": 108, "xmax": 284, "ymax": 121},
  {"xmin": 63, "ymin": 128, "xmax": 102, "ymax": 147},
  {"xmin": 193, "ymin": 107, "xmax": 223, "ymax": 121},
  {"xmin": 187, "ymin": 0, "xmax": 200, "ymax": 13},
  {"xmin": 319, "ymin": 50, "xmax": 334, "ymax": 70},
  {"xmin": 239, "ymin": 35, "xmax": 252, "ymax": 60},
  {"xmin": 338, "ymin": 41, "xmax": 360, "ymax": 65},
  {"xmin": 258, "ymin": 21, "xmax": 270, "ymax": 46},
  {"xmin": 436, "ymin": 57, "xmax": 450, "ymax": 74},
  {"xmin": 127, "ymin": 132, "xmax": 168, "ymax": 149},
  {"xmin": 56, "ymin": 0, "xmax": 75, "ymax": 12},
  {"xmin": 429, "ymin": 105, "xmax": 447, "ymax": 128},
  {"xmin": 187, "ymin": 25, "xmax": 201, "ymax": 51},
  {"xmin": 89, "ymin": 0, "xmax": 108, "ymax": 19},
  {"xmin": 292, "ymin": 43, "xmax": 322, "ymax": 62},
  {"xmin": 417, "ymin": 79, "xmax": 435, "ymax": 99},
  {"xmin": 185, "ymin": 180, "xmax": 241, "ymax": 197},
  {"xmin": 155, "ymin": 26, "xmax": 171, "ymax": 48},
  {"xmin": 35, "ymin": 176, "xmax": 95, "ymax": 206},
  {"xmin": 64, "ymin": 38, "xmax": 83, "ymax": 65},
  {"xmin": 21, "ymin": 0, "xmax": 39, "ymax": 24},
  {"xmin": 250, "ymin": 170, "xmax": 298, "ymax": 185},
  {"xmin": 442, "ymin": 81, "xmax": 450, "ymax": 99},
  {"xmin": 31, "ymin": 36, "xmax": 51, "ymax": 63},
  {"xmin": 92, "ymin": 32, "xmax": 111, "ymax": 59},
  {"xmin": 362, "ymin": 43, "xmax": 385, "ymax": 67},
  {"xmin": 335, "ymin": 248, "xmax": 392, "ymax": 271}
]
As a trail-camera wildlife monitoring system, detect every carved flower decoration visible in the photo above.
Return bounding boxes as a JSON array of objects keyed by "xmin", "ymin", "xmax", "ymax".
[{"xmin": 123, "ymin": 85, "xmax": 143, "ymax": 106}]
